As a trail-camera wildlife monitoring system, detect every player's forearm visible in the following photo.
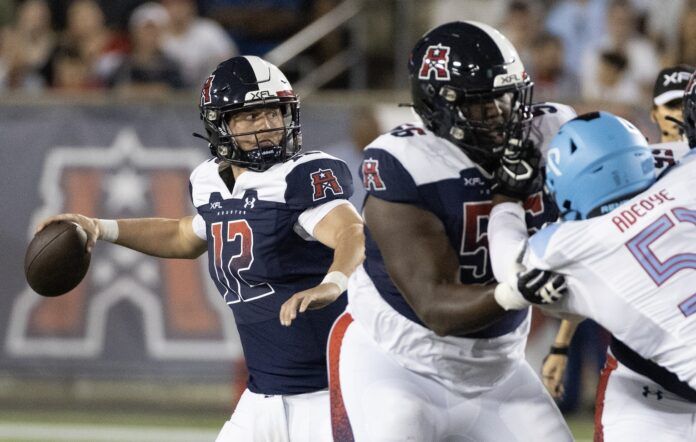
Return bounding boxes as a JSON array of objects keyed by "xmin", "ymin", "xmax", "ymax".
[
  {"xmin": 110, "ymin": 217, "xmax": 206, "ymax": 259},
  {"xmin": 488, "ymin": 201, "xmax": 529, "ymax": 285},
  {"xmin": 401, "ymin": 272, "xmax": 505, "ymax": 336},
  {"xmin": 553, "ymin": 318, "xmax": 582, "ymax": 347},
  {"xmin": 326, "ymin": 223, "xmax": 365, "ymax": 278}
]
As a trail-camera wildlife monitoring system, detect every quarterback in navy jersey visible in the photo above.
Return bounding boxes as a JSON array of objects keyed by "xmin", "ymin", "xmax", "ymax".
[
  {"xmin": 327, "ymin": 22, "xmax": 573, "ymax": 441},
  {"xmin": 38, "ymin": 56, "xmax": 365, "ymax": 442}
]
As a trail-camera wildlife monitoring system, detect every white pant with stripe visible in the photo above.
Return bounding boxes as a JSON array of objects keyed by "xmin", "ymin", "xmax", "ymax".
[
  {"xmin": 595, "ymin": 354, "xmax": 696, "ymax": 442},
  {"xmin": 327, "ymin": 265, "xmax": 572, "ymax": 442}
]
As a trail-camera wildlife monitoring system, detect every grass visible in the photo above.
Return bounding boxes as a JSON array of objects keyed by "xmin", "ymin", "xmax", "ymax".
[{"xmin": 0, "ymin": 408, "xmax": 596, "ymax": 441}]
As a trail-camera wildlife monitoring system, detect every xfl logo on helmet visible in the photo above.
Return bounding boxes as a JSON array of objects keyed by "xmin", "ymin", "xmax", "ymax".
[
  {"xmin": 246, "ymin": 90, "xmax": 272, "ymax": 100},
  {"xmin": 494, "ymin": 73, "xmax": 522, "ymax": 87},
  {"xmin": 419, "ymin": 44, "xmax": 451, "ymax": 81}
]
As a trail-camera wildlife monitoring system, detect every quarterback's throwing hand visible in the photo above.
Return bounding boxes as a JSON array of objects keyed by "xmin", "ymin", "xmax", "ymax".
[
  {"xmin": 36, "ymin": 213, "xmax": 100, "ymax": 253},
  {"xmin": 279, "ymin": 283, "xmax": 342, "ymax": 327}
]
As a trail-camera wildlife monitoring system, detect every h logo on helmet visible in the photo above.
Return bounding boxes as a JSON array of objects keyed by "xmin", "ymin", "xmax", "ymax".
[
  {"xmin": 310, "ymin": 168, "xmax": 344, "ymax": 201},
  {"xmin": 418, "ymin": 45, "xmax": 451, "ymax": 81},
  {"xmin": 201, "ymin": 75, "xmax": 215, "ymax": 106}
]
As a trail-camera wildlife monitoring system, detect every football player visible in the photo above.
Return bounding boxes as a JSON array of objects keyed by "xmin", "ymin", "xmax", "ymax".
[
  {"xmin": 683, "ymin": 70, "xmax": 696, "ymax": 149},
  {"xmin": 328, "ymin": 21, "xmax": 574, "ymax": 441},
  {"xmin": 37, "ymin": 56, "xmax": 365, "ymax": 442},
  {"xmin": 489, "ymin": 111, "xmax": 696, "ymax": 442},
  {"xmin": 541, "ymin": 65, "xmax": 696, "ymax": 402}
]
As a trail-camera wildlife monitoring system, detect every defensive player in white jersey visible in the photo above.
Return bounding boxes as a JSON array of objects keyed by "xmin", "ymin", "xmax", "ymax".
[
  {"xmin": 328, "ymin": 21, "xmax": 573, "ymax": 441},
  {"xmin": 37, "ymin": 56, "xmax": 365, "ymax": 441},
  {"xmin": 541, "ymin": 65, "xmax": 695, "ymax": 401},
  {"xmin": 489, "ymin": 111, "xmax": 696, "ymax": 441}
]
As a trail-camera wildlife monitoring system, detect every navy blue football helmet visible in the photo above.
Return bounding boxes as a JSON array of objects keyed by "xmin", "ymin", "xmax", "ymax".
[
  {"xmin": 198, "ymin": 56, "xmax": 302, "ymax": 171},
  {"xmin": 409, "ymin": 21, "xmax": 534, "ymax": 169}
]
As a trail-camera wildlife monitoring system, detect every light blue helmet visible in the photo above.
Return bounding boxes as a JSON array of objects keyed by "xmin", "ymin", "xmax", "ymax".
[{"xmin": 545, "ymin": 111, "xmax": 656, "ymax": 220}]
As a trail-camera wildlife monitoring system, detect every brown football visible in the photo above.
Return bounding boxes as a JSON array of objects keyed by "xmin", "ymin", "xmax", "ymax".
[{"xmin": 24, "ymin": 221, "xmax": 91, "ymax": 297}]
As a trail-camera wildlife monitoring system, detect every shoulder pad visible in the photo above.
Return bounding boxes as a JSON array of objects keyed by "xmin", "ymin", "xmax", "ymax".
[
  {"xmin": 189, "ymin": 158, "xmax": 231, "ymax": 208},
  {"xmin": 530, "ymin": 102, "xmax": 578, "ymax": 156},
  {"xmin": 283, "ymin": 151, "xmax": 354, "ymax": 208},
  {"xmin": 364, "ymin": 124, "xmax": 479, "ymax": 187},
  {"xmin": 650, "ymin": 140, "xmax": 691, "ymax": 172}
]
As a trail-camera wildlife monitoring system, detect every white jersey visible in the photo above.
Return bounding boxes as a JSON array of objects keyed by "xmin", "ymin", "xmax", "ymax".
[{"xmin": 517, "ymin": 151, "xmax": 696, "ymax": 391}]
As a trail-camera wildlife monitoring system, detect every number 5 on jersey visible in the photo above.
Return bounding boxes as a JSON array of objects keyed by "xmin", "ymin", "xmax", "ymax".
[{"xmin": 211, "ymin": 220, "xmax": 275, "ymax": 304}]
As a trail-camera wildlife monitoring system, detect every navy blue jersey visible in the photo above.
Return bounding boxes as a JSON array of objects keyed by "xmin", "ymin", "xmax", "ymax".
[
  {"xmin": 359, "ymin": 103, "xmax": 575, "ymax": 338},
  {"xmin": 189, "ymin": 151, "xmax": 354, "ymax": 394}
]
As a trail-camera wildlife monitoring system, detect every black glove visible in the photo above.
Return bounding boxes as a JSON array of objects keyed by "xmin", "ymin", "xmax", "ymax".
[
  {"xmin": 493, "ymin": 138, "xmax": 544, "ymax": 200},
  {"xmin": 516, "ymin": 267, "xmax": 567, "ymax": 305}
]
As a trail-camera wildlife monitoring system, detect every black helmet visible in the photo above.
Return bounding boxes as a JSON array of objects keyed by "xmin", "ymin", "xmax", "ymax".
[
  {"xmin": 198, "ymin": 56, "xmax": 302, "ymax": 171},
  {"xmin": 684, "ymin": 70, "xmax": 696, "ymax": 149},
  {"xmin": 408, "ymin": 21, "xmax": 533, "ymax": 169}
]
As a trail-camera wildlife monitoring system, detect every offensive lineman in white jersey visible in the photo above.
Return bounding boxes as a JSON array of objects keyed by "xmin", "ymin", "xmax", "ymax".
[
  {"xmin": 328, "ymin": 21, "xmax": 573, "ymax": 441},
  {"xmin": 489, "ymin": 110, "xmax": 696, "ymax": 441},
  {"xmin": 541, "ymin": 65, "xmax": 695, "ymax": 401}
]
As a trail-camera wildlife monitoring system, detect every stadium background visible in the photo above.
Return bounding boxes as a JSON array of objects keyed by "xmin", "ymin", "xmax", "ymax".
[{"xmin": 1, "ymin": 0, "xmax": 694, "ymax": 440}]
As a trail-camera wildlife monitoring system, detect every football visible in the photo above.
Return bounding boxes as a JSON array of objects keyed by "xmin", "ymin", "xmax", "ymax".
[{"xmin": 24, "ymin": 221, "xmax": 91, "ymax": 297}]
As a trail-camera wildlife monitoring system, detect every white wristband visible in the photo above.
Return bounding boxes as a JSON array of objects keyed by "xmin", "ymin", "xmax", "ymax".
[
  {"xmin": 494, "ymin": 282, "xmax": 530, "ymax": 311},
  {"xmin": 98, "ymin": 219, "xmax": 119, "ymax": 242},
  {"xmin": 321, "ymin": 271, "xmax": 348, "ymax": 293}
]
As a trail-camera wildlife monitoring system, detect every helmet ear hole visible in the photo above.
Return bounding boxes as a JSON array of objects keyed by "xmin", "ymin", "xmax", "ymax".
[
  {"xmin": 425, "ymin": 84, "xmax": 437, "ymax": 97},
  {"xmin": 570, "ymin": 140, "xmax": 578, "ymax": 154}
]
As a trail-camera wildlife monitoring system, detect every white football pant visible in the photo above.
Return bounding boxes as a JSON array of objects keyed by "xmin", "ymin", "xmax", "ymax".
[
  {"xmin": 329, "ymin": 311, "xmax": 572, "ymax": 441},
  {"xmin": 215, "ymin": 388, "xmax": 331, "ymax": 441},
  {"xmin": 595, "ymin": 354, "xmax": 696, "ymax": 442}
]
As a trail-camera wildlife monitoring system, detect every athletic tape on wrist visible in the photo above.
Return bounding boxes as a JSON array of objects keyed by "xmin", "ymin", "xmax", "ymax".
[
  {"xmin": 321, "ymin": 271, "xmax": 348, "ymax": 293},
  {"xmin": 494, "ymin": 282, "xmax": 530, "ymax": 310},
  {"xmin": 98, "ymin": 219, "xmax": 119, "ymax": 242}
]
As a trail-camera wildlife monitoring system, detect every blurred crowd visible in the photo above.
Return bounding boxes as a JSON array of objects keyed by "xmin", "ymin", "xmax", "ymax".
[
  {"xmin": 430, "ymin": 0, "xmax": 695, "ymax": 106},
  {"xmin": 0, "ymin": 0, "xmax": 694, "ymax": 106},
  {"xmin": 494, "ymin": 0, "xmax": 695, "ymax": 106},
  {"xmin": 0, "ymin": 0, "xmax": 333, "ymax": 94}
]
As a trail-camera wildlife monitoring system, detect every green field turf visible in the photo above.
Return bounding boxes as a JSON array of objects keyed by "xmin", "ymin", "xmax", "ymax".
[{"xmin": 0, "ymin": 408, "xmax": 596, "ymax": 441}]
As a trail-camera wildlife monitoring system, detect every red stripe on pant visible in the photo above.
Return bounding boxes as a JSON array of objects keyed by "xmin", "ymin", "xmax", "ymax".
[
  {"xmin": 594, "ymin": 354, "xmax": 618, "ymax": 442},
  {"xmin": 328, "ymin": 312, "xmax": 355, "ymax": 442}
]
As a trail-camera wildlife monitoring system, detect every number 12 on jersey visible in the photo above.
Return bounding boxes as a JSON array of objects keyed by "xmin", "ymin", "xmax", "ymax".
[{"xmin": 210, "ymin": 220, "xmax": 275, "ymax": 304}]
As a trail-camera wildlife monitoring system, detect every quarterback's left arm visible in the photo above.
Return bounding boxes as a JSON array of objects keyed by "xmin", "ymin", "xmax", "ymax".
[{"xmin": 280, "ymin": 202, "xmax": 364, "ymax": 326}]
